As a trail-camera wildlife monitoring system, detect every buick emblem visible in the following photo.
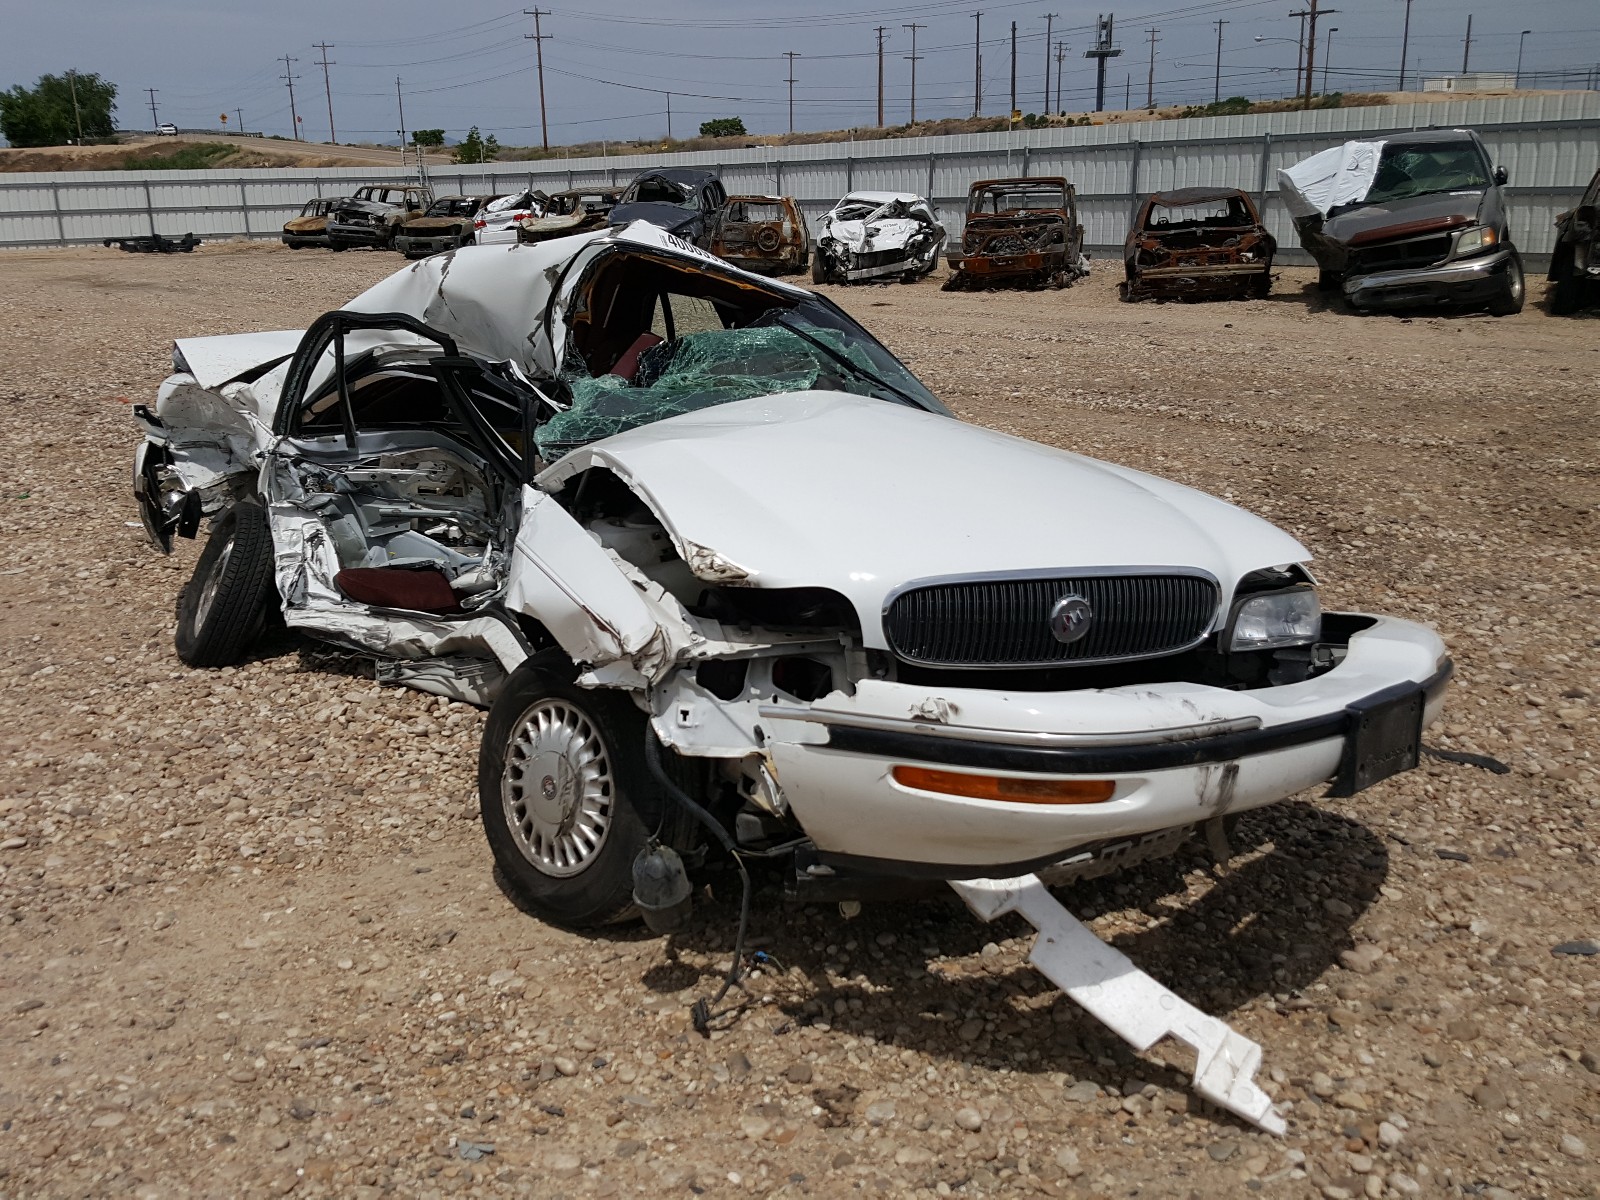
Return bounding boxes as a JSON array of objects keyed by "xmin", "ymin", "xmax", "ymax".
[{"xmin": 1049, "ymin": 594, "xmax": 1094, "ymax": 644}]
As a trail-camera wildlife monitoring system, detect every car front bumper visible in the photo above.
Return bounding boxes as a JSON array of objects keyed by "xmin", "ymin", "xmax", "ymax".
[
  {"xmin": 395, "ymin": 233, "xmax": 463, "ymax": 256},
  {"xmin": 1344, "ymin": 246, "xmax": 1514, "ymax": 309},
  {"xmin": 327, "ymin": 223, "xmax": 390, "ymax": 247},
  {"xmin": 758, "ymin": 615, "xmax": 1449, "ymax": 875}
]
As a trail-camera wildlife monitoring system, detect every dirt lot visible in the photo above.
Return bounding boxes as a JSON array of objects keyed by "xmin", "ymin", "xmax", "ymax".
[{"xmin": 0, "ymin": 243, "xmax": 1595, "ymax": 1200}]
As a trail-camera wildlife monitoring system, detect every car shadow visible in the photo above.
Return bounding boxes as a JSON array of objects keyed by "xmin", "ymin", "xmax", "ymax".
[{"xmin": 516, "ymin": 799, "xmax": 1387, "ymax": 1125}]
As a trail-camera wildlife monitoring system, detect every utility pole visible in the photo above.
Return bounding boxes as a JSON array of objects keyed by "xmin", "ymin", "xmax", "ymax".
[
  {"xmin": 876, "ymin": 26, "xmax": 888, "ymax": 126},
  {"xmin": 145, "ymin": 87, "xmax": 159, "ymax": 131},
  {"xmin": 1288, "ymin": 10, "xmax": 1307, "ymax": 99},
  {"xmin": 1084, "ymin": 13, "xmax": 1122, "ymax": 113},
  {"xmin": 1145, "ymin": 27, "xmax": 1159, "ymax": 109},
  {"xmin": 664, "ymin": 91, "xmax": 672, "ymax": 140},
  {"xmin": 1213, "ymin": 19, "xmax": 1228, "ymax": 103},
  {"xmin": 903, "ymin": 23, "xmax": 925, "ymax": 124},
  {"xmin": 1515, "ymin": 30, "xmax": 1532, "ymax": 88},
  {"xmin": 395, "ymin": 76, "xmax": 406, "ymax": 166},
  {"xmin": 524, "ymin": 9, "xmax": 550, "ymax": 152},
  {"xmin": 67, "ymin": 70, "xmax": 83, "ymax": 142},
  {"xmin": 279, "ymin": 55, "xmax": 300, "ymax": 140},
  {"xmin": 235, "ymin": 108, "xmax": 244, "ymax": 135},
  {"xmin": 1009, "ymin": 21, "xmax": 1017, "ymax": 123},
  {"xmin": 1323, "ymin": 27, "xmax": 1338, "ymax": 91},
  {"xmin": 1055, "ymin": 41, "xmax": 1068, "ymax": 114},
  {"xmin": 1301, "ymin": 0, "xmax": 1338, "ymax": 108},
  {"xmin": 1125, "ymin": 74, "xmax": 1131, "ymax": 109},
  {"xmin": 1398, "ymin": 0, "xmax": 1413, "ymax": 90},
  {"xmin": 784, "ymin": 51, "xmax": 800, "ymax": 134},
  {"xmin": 1042, "ymin": 13, "xmax": 1059, "ymax": 114},
  {"xmin": 971, "ymin": 12, "xmax": 982, "ymax": 116},
  {"xmin": 313, "ymin": 42, "xmax": 336, "ymax": 144},
  {"xmin": 1461, "ymin": 13, "xmax": 1473, "ymax": 74}
]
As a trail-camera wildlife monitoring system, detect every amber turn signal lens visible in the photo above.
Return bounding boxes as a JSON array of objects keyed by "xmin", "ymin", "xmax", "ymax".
[{"xmin": 891, "ymin": 766, "xmax": 1115, "ymax": 805}]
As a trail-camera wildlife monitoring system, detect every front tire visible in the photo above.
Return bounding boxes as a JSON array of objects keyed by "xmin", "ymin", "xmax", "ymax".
[
  {"xmin": 478, "ymin": 664, "xmax": 657, "ymax": 928},
  {"xmin": 810, "ymin": 253, "xmax": 829, "ymax": 285},
  {"xmin": 1486, "ymin": 250, "xmax": 1525, "ymax": 316},
  {"xmin": 174, "ymin": 501, "xmax": 277, "ymax": 668}
]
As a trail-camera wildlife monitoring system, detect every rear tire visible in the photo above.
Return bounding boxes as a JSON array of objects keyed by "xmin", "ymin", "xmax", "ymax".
[
  {"xmin": 478, "ymin": 664, "xmax": 658, "ymax": 929},
  {"xmin": 174, "ymin": 501, "xmax": 278, "ymax": 668},
  {"xmin": 1486, "ymin": 250, "xmax": 1525, "ymax": 317},
  {"xmin": 1550, "ymin": 274, "xmax": 1587, "ymax": 316}
]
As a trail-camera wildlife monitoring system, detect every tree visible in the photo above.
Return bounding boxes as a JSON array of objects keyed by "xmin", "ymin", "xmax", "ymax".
[
  {"xmin": 454, "ymin": 126, "xmax": 499, "ymax": 164},
  {"xmin": 698, "ymin": 117, "xmax": 747, "ymax": 138},
  {"xmin": 411, "ymin": 128, "xmax": 445, "ymax": 147},
  {"xmin": 0, "ymin": 71, "xmax": 117, "ymax": 147}
]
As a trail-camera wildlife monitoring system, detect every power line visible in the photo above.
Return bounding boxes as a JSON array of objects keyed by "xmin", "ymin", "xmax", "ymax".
[
  {"xmin": 278, "ymin": 55, "xmax": 301, "ymax": 141},
  {"xmin": 525, "ymin": 9, "xmax": 551, "ymax": 152},
  {"xmin": 313, "ymin": 43, "xmax": 337, "ymax": 144}
]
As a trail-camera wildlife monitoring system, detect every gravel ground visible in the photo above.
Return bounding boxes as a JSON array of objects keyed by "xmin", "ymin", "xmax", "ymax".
[{"xmin": 0, "ymin": 243, "xmax": 1596, "ymax": 1200}]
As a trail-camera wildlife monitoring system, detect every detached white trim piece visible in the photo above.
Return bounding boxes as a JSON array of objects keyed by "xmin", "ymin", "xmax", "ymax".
[{"xmin": 949, "ymin": 874, "xmax": 1287, "ymax": 1136}]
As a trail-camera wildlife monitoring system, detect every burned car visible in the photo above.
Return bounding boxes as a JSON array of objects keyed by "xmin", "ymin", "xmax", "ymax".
[
  {"xmin": 608, "ymin": 168, "xmax": 728, "ymax": 247},
  {"xmin": 326, "ymin": 184, "xmax": 434, "ymax": 251},
  {"xmin": 395, "ymin": 194, "xmax": 502, "ymax": 258},
  {"xmin": 944, "ymin": 177, "xmax": 1088, "ymax": 290},
  {"xmin": 1280, "ymin": 130, "xmax": 1522, "ymax": 315},
  {"xmin": 812, "ymin": 191, "xmax": 943, "ymax": 284},
  {"xmin": 709, "ymin": 194, "xmax": 810, "ymax": 276},
  {"xmin": 1548, "ymin": 163, "xmax": 1600, "ymax": 315},
  {"xmin": 1123, "ymin": 187, "xmax": 1275, "ymax": 301},
  {"xmin": 282, "ymin": 197, "xmax": 338, "ymax": 250},
  {"xmin": 135, "ymin": 222, "xmax": 1450, "ymax": 1129},
  {"xmin": 516, "ymin": 188, "xmax": 621, "ymax": 245}
]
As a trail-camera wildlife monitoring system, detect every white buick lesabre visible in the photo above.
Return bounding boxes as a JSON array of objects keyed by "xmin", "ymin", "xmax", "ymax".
[{"xmin": 133, "ymin": 221, "xmax": 1450, "ymax": 931}]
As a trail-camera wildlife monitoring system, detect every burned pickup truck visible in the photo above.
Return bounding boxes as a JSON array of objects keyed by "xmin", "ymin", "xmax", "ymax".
[
  {"xmin": 1280, "ymin": 129, "xmax": 1523, "ymax": 316},
  {"xmin": 1123, "ymin": 188, "xmax": 1275, "ymax": 302},
  {"xmin": 944, "ymin": 177, "xmax": 1087, "ymax": 291}
]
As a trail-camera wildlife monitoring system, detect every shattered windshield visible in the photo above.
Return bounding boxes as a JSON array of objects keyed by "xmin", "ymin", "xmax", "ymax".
[
  {"xmin": 1357, "ymin": 141, "xmax": 1490, "ymax": 206},
  {"xmin": 624, "ymin": 177, "xmax": 697, "ymax": 209},
  {"xmin": 535, "ymin": 299, "xmax": 946, "ymax": 460}
]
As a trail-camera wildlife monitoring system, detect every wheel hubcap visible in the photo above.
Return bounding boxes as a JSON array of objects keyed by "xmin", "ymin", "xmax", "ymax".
[
  {"xmin": 194, "ymin": 535, "xmax": 235, "ymax": 628},
  {"xmin": 501, "ymin": 699, "xmax": 614, "ymax": 877}
]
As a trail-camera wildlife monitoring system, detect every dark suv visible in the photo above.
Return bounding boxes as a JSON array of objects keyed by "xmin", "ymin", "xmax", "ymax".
[
  {"xmin": 608, "ymin": 169, "xmax": 728, "ymax": 247},
  {"xmin": 1548, "ymin": 164, "xmax": 1600, "ymax": 314},
  {"xmin": 1293, "ymin": 129, "xmax": 1522, "ymax": 316}
]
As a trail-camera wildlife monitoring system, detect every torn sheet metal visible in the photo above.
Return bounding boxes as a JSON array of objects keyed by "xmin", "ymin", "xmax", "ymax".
[{"xmin": 950, "ymin": 874, "xmax": 1287, "ymax": 1135}]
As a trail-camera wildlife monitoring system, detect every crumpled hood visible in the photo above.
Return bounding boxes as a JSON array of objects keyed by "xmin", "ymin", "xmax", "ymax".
[
  {"xmin": 332, "ymin": 199, "xmax": 394, "ymax": 218},
  {"xmin": 606, "ymin": 201, "xmax": 698, "ymax": 235},
  {"xmin": 1324, "ymin": 189, "xmax": 1485, "ymax": 244},
  {"xmin": 542, "ymin": 392, "xmax": 1308, "ymax": 647},
  {"xmin": 821, "ymin": 216, "xmax": 930, "ymax": 254}
]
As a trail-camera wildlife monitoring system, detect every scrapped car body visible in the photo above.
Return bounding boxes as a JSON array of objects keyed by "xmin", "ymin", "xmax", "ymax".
[
  {"xmin": 134, "ymin": 221, "xmax": 1450, "ymax": 1132},
  {"xmin": 475, "ymin": 189, "xmax": 545, "ymax": 246},
  {"xmin": 609, "ymin": 168, "xmax": 729, "ymax": 247},
  {"xmin": 944, "ymin": 177, "xmax": 1088, "ymax": 291},
  {"xmin": 709, "ymin": 194, "xmax": 810, "ymax": 276},
  {"xmin": 105, "ymin": 232, "xmax": 201, "ymax": 254},
  {"xmin": 1280, "ymin": 130, "xmax": 1523, "ymax": 315},
  {"xmin": 516, "ymin": 188, "xmax": 621, "ymax": 245},
  {"xmin": 812, "ymin": 191, "xmax": 944, "ymax": 284},
  {"xmin": 1123, "ymin": 188, "xmax": 1275, "ymax": 302},
  {"xmin": 394, "ymin": 194, "xmax": 501, "ymax": 258},
  {"xmin": 1548, "ymin": 164, "xmax": 1600, "ymax": 315},
  {"xmin": 282, "ymin": 198, "xmax": 338, "ymax": 250},
  {"xmin": 327, "ymin": 184, "xmax": 434, "ymax": 251}
]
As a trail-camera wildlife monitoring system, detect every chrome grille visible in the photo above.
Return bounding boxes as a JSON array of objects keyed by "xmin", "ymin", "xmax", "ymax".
[
  {"xmin": 1349, "ymin": 234, "xmax": 1452, "ymax": 274},
  {"xmin": 882, "ymin": 572, "xmax": 1220, "ymax": 668}
]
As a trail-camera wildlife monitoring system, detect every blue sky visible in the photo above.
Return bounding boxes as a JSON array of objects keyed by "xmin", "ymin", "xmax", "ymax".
[{"xmin": 6, "ymin": 0, "xmax": 1597, "ymax": 144}]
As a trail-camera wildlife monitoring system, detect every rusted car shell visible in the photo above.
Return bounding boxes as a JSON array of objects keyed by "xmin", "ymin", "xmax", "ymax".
[
  {"xmin": 1123, "ymin": 187, "xmax": 1275, "ymax": 302},
  {"xmin": 516, "ymin": 189, "xmax": 622, "ymax": 245},
  {"xmin": 944, "ymin": 177, "xmax": 1087, "ymax": 291},
  {"xmin": 282, "ymin": 198, "xmax": 338, "ymax": 249},
  {"xmin": 708, "ymin": 195, "xmax": 810, "ymax": 276}
]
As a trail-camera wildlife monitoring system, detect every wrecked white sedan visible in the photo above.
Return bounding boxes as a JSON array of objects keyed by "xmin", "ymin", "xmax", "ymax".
[
  {"xmin": 811, "ymin": 190, "xmax": 946, "ymax": 285},
  {"xmin": 135, "ymin": 220, "xmax": 1448, "ymax": 1129},
  {"xmin": 137, "ymin": 218, "xmax": 1449, "ymax": 924}
]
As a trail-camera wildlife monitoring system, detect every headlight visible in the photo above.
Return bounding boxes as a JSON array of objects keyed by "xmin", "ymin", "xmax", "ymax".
[
  {"xmin": 1453, "ymin": 224, "xmax": 1499, "ymax": 256},
  {"xmin": 1229, "ymin": 586, "xmax": 1321, "ymax": 651}
]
